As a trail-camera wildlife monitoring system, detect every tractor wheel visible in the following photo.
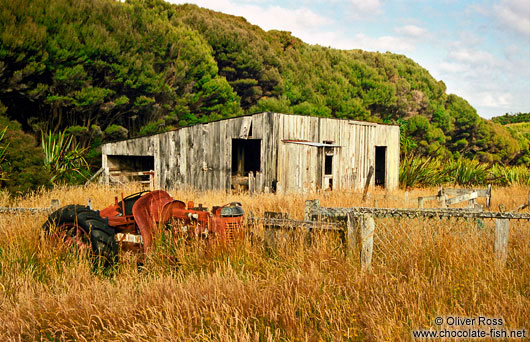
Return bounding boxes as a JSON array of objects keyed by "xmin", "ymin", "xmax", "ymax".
[{"xmin": 42, "ymin": 205, "xmax": 118, "ymax": 266}]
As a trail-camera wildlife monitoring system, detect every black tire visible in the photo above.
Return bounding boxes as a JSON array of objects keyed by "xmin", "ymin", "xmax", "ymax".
[{"xmin": 42, "ymin": 205, "xmax": 118, "ymax": 266}]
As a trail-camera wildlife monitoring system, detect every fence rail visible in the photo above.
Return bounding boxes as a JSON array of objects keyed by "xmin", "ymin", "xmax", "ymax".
[
  {"xmin": 303, "ymin": 199, "xmax": 529, "ymax": 269},
  {"xmin": 0, "ymin": 200, "xmax": 60, "ymax": 214},
  {"xmin": 305, "ymin": 205, "xmax": 530, "ymax": 220},
  {"xmin": 417, "ymin": 184, "xmax": 492, "ymax": 208},
  {"xmin": 247, "ymin": 215, "xmax": 342, "ymax": 231}
]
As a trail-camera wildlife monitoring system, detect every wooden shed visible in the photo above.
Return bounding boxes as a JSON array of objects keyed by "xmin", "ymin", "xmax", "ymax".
[{"xmin": 101, "ymin": 112, "xmax": 400, "ymax": 193}]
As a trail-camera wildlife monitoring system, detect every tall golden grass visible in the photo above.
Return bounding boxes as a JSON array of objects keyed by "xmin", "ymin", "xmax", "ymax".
[{"xmin": 0, "ymin": 184, "xmax": 529, "ymax": 341}]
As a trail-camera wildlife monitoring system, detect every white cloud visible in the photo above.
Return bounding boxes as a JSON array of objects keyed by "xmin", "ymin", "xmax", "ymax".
[
  {"xmin": 438, "ymin": 62, "xmax": 467, "ymax": 73},
  {"xmin": 349, "ymin": 0, "xmax": 382, "ymax": 15},
  {"xmin": 395, "ymin": 25, "xmax": 427, "ymax": 38},
  {"xmin": 494, "ymin": 0, "xmax": 530, "ymax": 37},
  {"xmin": 447, "ymin": 48, "xmax": 498, "ymax": 67},
  {"xmin": 477, "ymin": 91, "xmax": 513, "ymax": 108}
]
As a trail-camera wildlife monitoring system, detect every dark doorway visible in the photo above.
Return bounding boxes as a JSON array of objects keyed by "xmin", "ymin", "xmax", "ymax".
[
  {"xmin": 375, "ymin": 146, "xmax": 386, "ymax": 187},
  {"xmin": 231, "ymin": 139, "xmax": 261, "ymax": 176}
]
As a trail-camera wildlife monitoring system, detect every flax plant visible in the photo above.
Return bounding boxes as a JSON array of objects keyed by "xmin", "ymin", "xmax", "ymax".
[
  {"xmin": 41, "ymin": 130, "xmax": 89, "ymax": 184},
  {"xmin": 0, "ymin": 126, "xmax": 8, "ymax": 181}
]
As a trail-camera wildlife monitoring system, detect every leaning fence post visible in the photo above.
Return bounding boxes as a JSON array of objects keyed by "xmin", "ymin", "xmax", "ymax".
[
  {"xmin": 360, "ymin": 214, "xmax": 375, "ymax": 270},
  {"xmin": 494, "ymin": 218, "xmax": 509, "ymax": 267},
  {"xmin": 362, "ymin": 166, "xmax": 374, "ymax": 203}
]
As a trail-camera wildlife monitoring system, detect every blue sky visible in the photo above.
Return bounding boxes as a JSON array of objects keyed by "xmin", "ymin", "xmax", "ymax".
[{"xmin": 169, "ymin": 0, "xmax": 530, "ymax": 119}]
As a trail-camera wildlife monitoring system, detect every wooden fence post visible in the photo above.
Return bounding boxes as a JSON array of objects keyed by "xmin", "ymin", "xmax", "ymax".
[
  {"xmin": 487, "ymin": 184, "xmax": 492, "ymax": 209},
  {"xmin": 50, "ymin": 199, "xmax": 60, "ymax": 211},
  {"xmin": 418, "ymin": 197, "xmax": 424, "ymax": 208},
  {"xmin": 360, "ymin": 214, "xmax": 375, "ymax": 270},
  {"xmin": 304, "ymin": 199, "xmax": 320, "ymax": 221},
  {"xmin": 437, "ymin": 186, "xmax": 447, "ymax": 208},
  {"xmin": 494, "ymin": 218, "xmax": 509, "ymax": 267},
  {"xmin": 304, "ymin": 199, "xmax": 320, "ymax": 246},
  {"xmin": 264, "ymin": 211, "xmax": 282, "ymax": 249},
  {"xmin": 345, "ymin": 213, "xmax": 357, "ymax": 253}
]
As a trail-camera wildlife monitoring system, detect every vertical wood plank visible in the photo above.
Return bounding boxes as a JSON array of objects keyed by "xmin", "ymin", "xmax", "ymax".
[
  {"xmin": 248, "ymin": 171, "xmax": 255, "ymax": 195},
  {"xmin": 494, "ymin": 218, "xmax": 509, "ymax": 266}
]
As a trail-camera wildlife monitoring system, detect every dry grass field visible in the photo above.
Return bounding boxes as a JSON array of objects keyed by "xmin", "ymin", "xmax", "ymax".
[{"xmin": 0, "ymin": 184, "xmax": 529, "ymax": 341}]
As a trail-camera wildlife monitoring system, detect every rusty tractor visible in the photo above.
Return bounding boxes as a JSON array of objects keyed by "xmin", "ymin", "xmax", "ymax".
[{"xmin": 42, "ymin": 190, "xmax": 244, "ymax": 264}]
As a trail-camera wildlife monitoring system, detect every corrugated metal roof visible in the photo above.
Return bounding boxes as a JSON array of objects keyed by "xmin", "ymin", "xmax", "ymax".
[{"xmin": 282, "ymin": 140, "xmax": 342, "ymax": 148}]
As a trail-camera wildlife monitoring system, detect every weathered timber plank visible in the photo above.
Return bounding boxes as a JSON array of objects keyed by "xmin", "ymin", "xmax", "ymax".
[
  {"xmin": 0, "ymin": 200, "xmax": 60, "ymax": 214},
  {"xmin": 238, "ymin": 116, "xmax": 252, "ymax": 139},
  {"xmin": 446, "ymin": 191, "xmax": 479, "ymax": 205}
]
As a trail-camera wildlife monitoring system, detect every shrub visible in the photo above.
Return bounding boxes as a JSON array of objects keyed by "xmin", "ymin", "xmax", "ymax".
[
  {"xmin": 104, "ymin": 125, "xmax": 128, "ymax": 142},
  {"xmin": 0, "ymin": 116, "xmax": 51, "ymax": 194}
]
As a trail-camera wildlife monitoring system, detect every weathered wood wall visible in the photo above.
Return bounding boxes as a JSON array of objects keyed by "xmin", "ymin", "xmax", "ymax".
[
  {"xmin": 274, "ymin": 113, "xmax": 399, "ymax": 192},
  {"xmin": 102, "ymin": 112, "xmax": 274, "ymax": 191},
  {"xmin": 101, "ymin": 112, "xmax": 399, "ymax": 192}
]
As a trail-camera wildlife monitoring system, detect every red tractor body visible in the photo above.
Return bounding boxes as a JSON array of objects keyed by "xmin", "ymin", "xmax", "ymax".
[
  {"xmin": 99, "ymin": 190, "xmax": 244, "ymax": 252},
  {"xmin": 42, "ymin": 190, "xmax": 244, "ymax": 263}
]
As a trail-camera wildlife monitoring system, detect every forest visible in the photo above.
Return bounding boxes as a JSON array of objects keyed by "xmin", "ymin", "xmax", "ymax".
[{"xmin": 0, "ymin": 0, "xmax": 528, "ymax": 192}]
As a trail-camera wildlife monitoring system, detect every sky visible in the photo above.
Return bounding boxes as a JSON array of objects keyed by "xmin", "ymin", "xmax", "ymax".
[{"xmin": 168, "ymin": 0, "xmax": 530, "ymax": 119}]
